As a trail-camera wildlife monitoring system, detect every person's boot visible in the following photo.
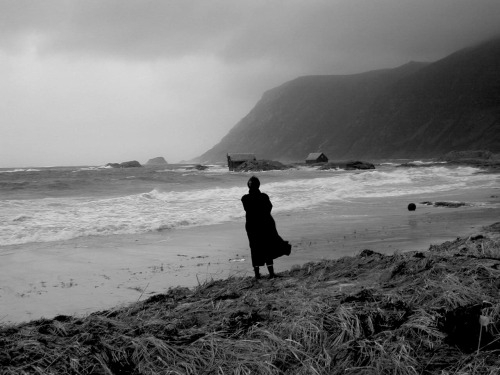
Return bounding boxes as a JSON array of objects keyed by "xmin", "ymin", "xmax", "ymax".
[
  {"xmin": 253, "ymin": 267, "xmax": 261, "ymax": 280},
  {"xmin": 267, "ymin": 265, "xmax": 278, "ymax": 279},
  {"xmin": 284, "ymin": 242, "xmax": 292, "ymax": 256}
]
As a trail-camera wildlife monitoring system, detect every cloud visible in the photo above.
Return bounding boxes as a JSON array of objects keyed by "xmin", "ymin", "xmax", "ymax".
[
  {"xmin": 2, "ymin": 0, "xmax": 499, "ymax": 67},
  {"xmin": 0, "ymin": 50, "xmax": 250, "ymax": 166},
  {"xmin": 0, "ymin": 1, "xmax": 247, "ymax": 59},
  {"xmin": 220, "ymin": 0, "xmax": 500, "ymax": 73},
  {"xmin": 0, "ymin": 0, "xmax": 499, "ymax": 166}
]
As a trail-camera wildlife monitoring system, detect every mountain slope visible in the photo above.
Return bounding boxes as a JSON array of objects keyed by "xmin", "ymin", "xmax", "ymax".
[
  {"xmin": 196, "ymin": 38, "xmax": 500, "ymax": 163},
  {"xmin": 346, "ymin": 37, "xmax": 500, "ymax": 158}
]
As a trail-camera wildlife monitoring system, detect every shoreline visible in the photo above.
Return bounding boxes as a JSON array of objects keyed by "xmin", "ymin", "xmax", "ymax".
[{"xmin": 1, "ymin": 185, "xmax": 499, "ymax": 324}]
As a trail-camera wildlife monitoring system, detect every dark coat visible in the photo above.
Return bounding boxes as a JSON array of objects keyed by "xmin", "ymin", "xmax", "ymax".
[{"xmin": 241, "ymin": 188, "xmax": 291, "ymax": 267}]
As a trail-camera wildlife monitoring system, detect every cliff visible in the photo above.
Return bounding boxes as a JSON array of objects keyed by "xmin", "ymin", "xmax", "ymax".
[{"xmin": 196, "ymin": 37, "xmax": 500, "ymax": 163}]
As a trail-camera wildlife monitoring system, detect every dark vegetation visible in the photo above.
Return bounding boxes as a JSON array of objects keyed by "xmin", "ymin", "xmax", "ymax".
[{"xmin": 1, "ymin": 224, "xmax": 500, "ymax": 374}]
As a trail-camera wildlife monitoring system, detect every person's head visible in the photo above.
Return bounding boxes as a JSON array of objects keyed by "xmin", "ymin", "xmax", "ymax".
[{"xmin": 247, "ymin": 176, "xmax": 260, "ymax": 189}]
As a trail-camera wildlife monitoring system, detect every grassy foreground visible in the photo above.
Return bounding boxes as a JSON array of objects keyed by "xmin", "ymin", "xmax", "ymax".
[{"xmin": 2, "ymin": 224, "xmax": 500, "ymax": 375}]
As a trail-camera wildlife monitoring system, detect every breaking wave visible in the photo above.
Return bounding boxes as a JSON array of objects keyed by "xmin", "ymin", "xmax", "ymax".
[{"xmin": 0, "ymin": 166, "xmax": 496, "ymax": 246}]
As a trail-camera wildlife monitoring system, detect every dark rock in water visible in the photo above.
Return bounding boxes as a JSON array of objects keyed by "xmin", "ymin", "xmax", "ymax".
[
  {"xmin": 184, "ymin": 164, "xmax": 209, "ymax": 171},
  {"xmin": 145, "ymin": 157, "xmax": 168, "ymax": 166},
  {"xmin": 120, "ymin": 160, "xmax": 142, "ymax": 168},
  {"xmin": 345, "ymin": 161, "xmax": 375, "ymax": 170},
  {"xmin": 235, "ymin": 160, "xmax": 291, "ymax": 172},
  {"xmin": 106, "ymin": 160, "xmax": 142, "ymax": 168},
  {"xmin": 408, "ymin": 203, "xmax": 416, "ymax": 211},
  {"xmin": 319, "ymin": 160, "xmax": 375, "ymax": 170}
]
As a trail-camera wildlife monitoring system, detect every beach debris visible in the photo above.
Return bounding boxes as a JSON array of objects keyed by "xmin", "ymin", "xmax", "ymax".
[
  {"xmin": 358, "ymin": 249, "xmax": 382, "ymax": 257},
  {"xmin": 420, "ymin": 201, "xmax": 469, "ymax": 208},
  {"xmin": 408, "ymin": 202, "xmax": 416, "ymax": 211},
  {"xmin": 229, "ymin": 258, "xmax": 245, "ymax": 262},
  {"xmin": 470, "ymin": 234, "xmax": 484, "ymax": 241}
]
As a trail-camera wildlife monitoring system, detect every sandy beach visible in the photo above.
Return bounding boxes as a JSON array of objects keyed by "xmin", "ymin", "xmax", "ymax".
[{"xmin": 1, "ymin": 185, "xmax": 499, "ymax": 324}]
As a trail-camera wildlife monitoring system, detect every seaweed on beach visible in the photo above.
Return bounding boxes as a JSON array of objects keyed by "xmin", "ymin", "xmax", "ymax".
[{"xmin": 1, "ymin": 226, "xmax": 500, "ymax": 374}]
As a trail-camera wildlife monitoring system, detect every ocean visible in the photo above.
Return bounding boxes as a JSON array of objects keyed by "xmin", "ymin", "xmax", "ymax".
[{"xmin": 0, "ymin": 162, "xmax": 498, "ymax": 248}]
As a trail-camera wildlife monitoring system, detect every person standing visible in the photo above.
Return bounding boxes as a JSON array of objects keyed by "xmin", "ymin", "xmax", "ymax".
[{"xmin": 241, "ymin": 176, "xmax": 291, "ymax": 280}]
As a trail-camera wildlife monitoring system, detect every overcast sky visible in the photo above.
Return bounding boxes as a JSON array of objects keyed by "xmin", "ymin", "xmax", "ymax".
[{"xmin": 1, "ymin": 0, "xmax": 499, "ymax": 167}]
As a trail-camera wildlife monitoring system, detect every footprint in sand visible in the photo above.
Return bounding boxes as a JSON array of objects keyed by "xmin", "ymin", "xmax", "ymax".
[{"xmin": 59, "ymin": 279, "xmax": 77, "ymax": 288}]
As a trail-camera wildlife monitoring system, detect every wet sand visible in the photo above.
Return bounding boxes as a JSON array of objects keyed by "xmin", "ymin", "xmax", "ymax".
[{"xmin": 1, "ymin": 185, "xmax": 499, "ymax": 324}]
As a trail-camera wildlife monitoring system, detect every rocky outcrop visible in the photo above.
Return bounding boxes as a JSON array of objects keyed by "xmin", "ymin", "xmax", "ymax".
[
  {"xmin": 145, "ymin": 157, "xmax": 168, "ymax": 166},
  {"xmin": 234, "ymin": 160, "xmax": 291, "ymax": 172},
  {"xmin": 106, "ymin": 161, "xmax": 142, "ymax": 168}
]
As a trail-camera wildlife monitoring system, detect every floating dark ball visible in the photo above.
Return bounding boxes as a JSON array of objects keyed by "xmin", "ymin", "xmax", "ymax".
[{"xmin": 408, "ymin": 203, "xmax": 416, "ymax": 211}]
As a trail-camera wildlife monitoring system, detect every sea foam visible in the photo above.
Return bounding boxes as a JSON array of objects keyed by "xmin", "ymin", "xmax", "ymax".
[{"xmin": 0, "ymin": 166, "xmax": 496, "ymax": 246}]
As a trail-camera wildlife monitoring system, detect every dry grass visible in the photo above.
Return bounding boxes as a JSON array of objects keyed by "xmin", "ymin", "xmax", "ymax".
[{"xmin": 2, "ymin": 225, "xmax": 500, "ymax": 374}]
